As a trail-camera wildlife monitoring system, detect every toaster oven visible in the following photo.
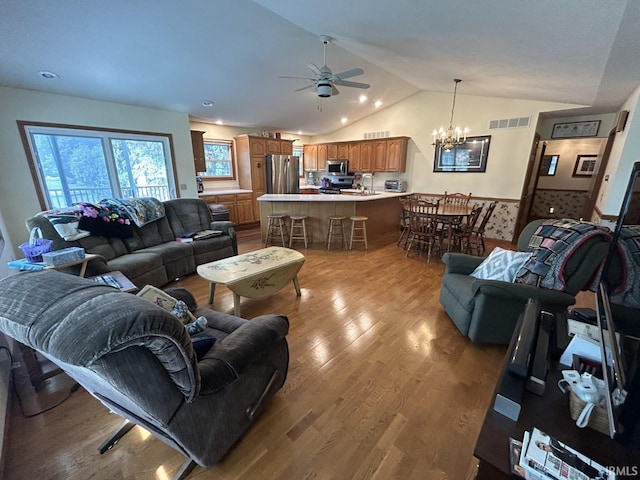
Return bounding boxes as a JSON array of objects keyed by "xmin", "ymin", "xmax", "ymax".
[{"xmin": 384, "ymin": 179, "xmax": 407, "ymax": 192}]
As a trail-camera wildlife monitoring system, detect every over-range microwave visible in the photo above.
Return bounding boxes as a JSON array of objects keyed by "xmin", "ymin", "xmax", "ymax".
[{"xmin": 326, "ymin": 159, "xmax": 348, "ymax": 175}]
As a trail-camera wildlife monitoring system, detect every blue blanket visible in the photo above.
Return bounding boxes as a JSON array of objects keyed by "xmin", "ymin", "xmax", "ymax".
[{"xmin": 102, "ymin": 198, "xmax": 165, "ymax": 227}]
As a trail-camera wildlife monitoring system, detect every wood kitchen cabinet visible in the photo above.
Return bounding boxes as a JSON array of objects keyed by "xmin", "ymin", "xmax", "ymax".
[
  {"xmin": 191, "ymin": 130, "xmax": 206, "ymax": 173},
  {"xmin": 360, "ymin": 142, "xmax": 373, "ymax": 171},
  {"xmin": 235, "ymin": 134, "xmax": 295, "ymax": 222},
  {"xmin": 348, "ymin": 143, "xmax": 361, "ymax": 171},
  {"xmin": 303, "ymin": 145, "xmax": 317, "ymax": 171},
  {"xmin": 372, "ymin": 140, "xmax": 388, "ymax": 172},
  {"xmin": 317, "ymin": 144, "xmax": 328, "ymax": 171},
  {"xmin": 386, "ymin": 137, "xmax": 408, "ymax": 172},
  {"xmin": 303, "ymin": 136, "xmax": 409, "ymax": 173}
]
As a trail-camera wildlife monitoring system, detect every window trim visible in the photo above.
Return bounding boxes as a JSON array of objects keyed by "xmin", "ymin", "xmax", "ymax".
[
  {"xmin": 200, "ymin": 138, "xmax": 236, "ymax": 181},
  {"xmin": 17, "ymin": 120, "xmax": 179, "ymax": 210}
]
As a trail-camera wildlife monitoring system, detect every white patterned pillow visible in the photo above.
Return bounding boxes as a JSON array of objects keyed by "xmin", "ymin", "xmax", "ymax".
[{"xmin": 469, "ymin": 247, "xmax": 533, "ymax": 282}]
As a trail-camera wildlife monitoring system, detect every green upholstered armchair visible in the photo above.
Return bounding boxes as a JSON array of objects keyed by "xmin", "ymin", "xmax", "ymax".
[{"xmin": 439, "ymin": 220, "xmax": 611, "ymax": 344}]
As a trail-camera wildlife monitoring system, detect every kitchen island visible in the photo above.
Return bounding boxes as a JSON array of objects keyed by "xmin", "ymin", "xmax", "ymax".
[{"xmin": 258, "ymin": 191, "xmax": 409, "ymax": 245}]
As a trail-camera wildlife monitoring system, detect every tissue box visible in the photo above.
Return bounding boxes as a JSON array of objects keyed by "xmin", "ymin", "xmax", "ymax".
[{"xmin": 41, "ymin": 247, "xmax": 85, "ymax": 266}]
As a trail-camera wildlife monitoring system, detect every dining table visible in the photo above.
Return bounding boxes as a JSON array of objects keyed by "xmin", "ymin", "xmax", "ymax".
[{"xmin": 436, "ymin": 203, "xmax": 474, "ymax": 252}]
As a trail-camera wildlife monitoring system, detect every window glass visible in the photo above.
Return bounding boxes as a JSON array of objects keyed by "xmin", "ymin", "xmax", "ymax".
[
  {"xmin": 20, "ymin": 123, "xmax": 176, "ymax": 209},
  {"xmin": 203, "ymin": 140, "xmax": 234, "ymax": 178},
  {"xmin": 294, "ymin": 146, "xmax": 304, "ymax": 177}
]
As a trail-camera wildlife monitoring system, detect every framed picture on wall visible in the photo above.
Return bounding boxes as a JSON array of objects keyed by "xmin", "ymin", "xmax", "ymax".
[
  {"xmin": 433, "ymin": 135, "xmax": 491, "ymax": 173},
  {"xmin": 572, "ymin": 154, "xmax": 598, "ymax": 177},
  {"xmin": 539, "ymin": 155, "xmax": 559, "ymax": 176},
  {"xmin": 551, "ymin": 121, "xmax": 600, "ymax": 139}
]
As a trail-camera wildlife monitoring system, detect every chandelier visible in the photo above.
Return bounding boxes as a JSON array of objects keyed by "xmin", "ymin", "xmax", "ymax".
[{"xmin": 432, "ymin": 78, "xmax": 469, "ymax": 151}]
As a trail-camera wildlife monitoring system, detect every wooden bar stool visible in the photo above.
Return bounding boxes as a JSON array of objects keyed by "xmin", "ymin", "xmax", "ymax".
[
  {"xmin": 349, "ymin": 216, "xmax": 368, "ymax": 250},
  {"xmin": 265, "ymin": 213, "xmax": 288, "ymax": 247},
  {"xmin": 326, "ymin": 216, "xmax": 346, "ymax": 250},
  {"xmin": 289, "ymin": 215, "xmax": 309, "ymax": 248}
]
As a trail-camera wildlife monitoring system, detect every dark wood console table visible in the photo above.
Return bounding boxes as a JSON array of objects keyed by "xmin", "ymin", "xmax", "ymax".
[{"xmin": 474, "ymin": 358, "xmax": 638, "ymax": 479}]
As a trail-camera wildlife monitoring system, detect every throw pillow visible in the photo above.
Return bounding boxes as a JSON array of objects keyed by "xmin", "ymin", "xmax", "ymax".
[{"xmin": 469, "ymin": 247, "xmax": 533, "ymax": 282}]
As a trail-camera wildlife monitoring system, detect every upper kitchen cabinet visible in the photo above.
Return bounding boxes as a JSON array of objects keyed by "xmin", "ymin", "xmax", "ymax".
[
  {"xmin": 386, "ymin": 137, "xmax": 409, "ymax": 172},
  {"xmin": 190, "ymin": 130, "xmax": 206, "ymax": 173},
  {"xmin": 360, "ymin": 142, "xmax": 373, "ymax": 172},
  {"xmin": 337, "ymin": 143, "xmax": 349, "ymax": 159},
  {"xmin": 327, "ymin": 144, "xmax": 338, "ymax": 159},
  {"xmin": 249, "ymin": 137, "xmax": 266, "ymax": 156},
  {"xmin": 266, "ymin": 138, "xmax": 281, "ymax": 154},
  {"xmin": 348, "ymin": 143, "xmax": 361, "ymax": 171},
  {"xmin": 303, "ymin": 145, "xmax": 318, "ymax": 171},
  {"xmin": 372, "ymin": 140, "xmax": 387, "ymax": 172},
  {"xmin": 317, "ymin": 144, "xmax": 328, "ymax": 171}
]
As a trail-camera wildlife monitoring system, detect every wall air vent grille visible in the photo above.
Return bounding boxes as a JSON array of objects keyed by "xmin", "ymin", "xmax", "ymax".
[
  {"xmin": 488, "ymin": 116, "xmax": 531, "ymax": 130},
  {"xmin": 363, "ymin": 131, "xmax": 390, "ymax": 139}
]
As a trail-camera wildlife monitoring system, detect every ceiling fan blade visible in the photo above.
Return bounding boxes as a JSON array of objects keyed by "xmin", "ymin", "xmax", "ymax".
[
  {"xmin": 333, "ymin": 80, "xmax": 370, "ymax": 89},
  {"xmin": 279, "ymin": 75, "xmax": 316, "ymax": 81},
  {"xmin": 307, "ymin": 63, "xmax": 322, "ymax": 76},
  {"xmin": 295, "ymin": 84, "xmax": 316, "ymax": 92},
  {"xmin": 332, "ymin": 84, "xmax": 340, "ymax": 96},
  {"xmin": 333, "ymin": 68, "xmax": 364, "ymax": 80}
]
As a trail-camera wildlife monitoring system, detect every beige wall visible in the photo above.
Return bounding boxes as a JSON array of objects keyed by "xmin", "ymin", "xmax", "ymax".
[
  {"xmin": 0, "ymin": 86, "xmax": 194, "ymax": 257},
  {"xmin": 537, "ymin": 138, "xmax": 606, "ymax": 191},
  {"xmin": 308, "ymin": 90, "xmax": 577, "ymax": 198}
]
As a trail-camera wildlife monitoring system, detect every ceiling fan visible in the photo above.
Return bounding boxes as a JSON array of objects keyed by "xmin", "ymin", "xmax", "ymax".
[{"xmin": 280, "ymin": 35, "xmax": 370, "ymax": 98}]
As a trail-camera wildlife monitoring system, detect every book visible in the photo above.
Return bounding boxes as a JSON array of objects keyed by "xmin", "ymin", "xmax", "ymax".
[
  {"xmin": 510, "ymin": 436, "xmax": 547, "ymax": 480},
  {"xmin": 521, "ymin": 427, "xmax": 613, "ymax": 480},
  {"xmin": 136, "ymin": 285, "xmax": 196, "ymax": 323},
  {"xmin": 7, "ymin": 258, "xmax": 45, "ymax": 270},
  {"xmin": 193, "ymin": 229, "xmax": 222, "ymax": 240},
  {"xmin": 175, "ymin": 237, "xmax": 193, "ymax": 243}
]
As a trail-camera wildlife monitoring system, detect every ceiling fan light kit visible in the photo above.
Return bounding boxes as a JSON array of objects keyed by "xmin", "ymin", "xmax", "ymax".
[
  {"xmin": 433, "ymin": 78, "xmax": 469, "ymax": 151},
  {"xmin": 280, "ymin": 34, "xmax": 370, "ymax": 99}
]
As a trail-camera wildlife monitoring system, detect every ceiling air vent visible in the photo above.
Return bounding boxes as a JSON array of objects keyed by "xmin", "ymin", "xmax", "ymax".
[
  {"xmin": 488, "ymin": 116, "xmax": 530, "ymax": 130},
  {"xmin": 363, "ymin": 130, "xmax": 390, "ymax": 140}
]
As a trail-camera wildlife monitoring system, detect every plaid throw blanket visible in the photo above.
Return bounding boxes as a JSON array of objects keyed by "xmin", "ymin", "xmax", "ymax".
[
  {"xmin": 514, "ymin": 219, "xmax": 610, "ymax": 291},
  {"xmin": 610, "ymin": 225, "xmax": 640, "ymax": 308},
  {"xmin": 103, "ymin": 197, "xmax": 165, "ymax": 227}
]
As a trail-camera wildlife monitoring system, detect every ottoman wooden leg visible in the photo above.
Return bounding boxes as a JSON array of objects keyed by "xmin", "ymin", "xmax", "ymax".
[{"xmin": 208, "ymin": 282, "xmax": 216, "ymax": 304}]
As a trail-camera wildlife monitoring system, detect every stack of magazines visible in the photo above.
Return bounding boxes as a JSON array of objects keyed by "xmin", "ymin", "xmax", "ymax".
[{"xmin": 509, "ymin": 428, "xmax": 613, "ymax": 480}]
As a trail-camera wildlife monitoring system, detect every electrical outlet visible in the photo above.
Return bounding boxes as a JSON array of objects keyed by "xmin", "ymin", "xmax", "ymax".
[{"xmin": 180, "ymin": 183, "xmax": 188, "ymax": 190}]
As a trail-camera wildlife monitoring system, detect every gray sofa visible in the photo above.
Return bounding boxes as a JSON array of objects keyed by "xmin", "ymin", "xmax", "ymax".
[
  {"xmin": 0, "ymin": 270, "xmax": 289, "ymax": 479},
  {"xmin": 25, "ymin": 198, "xmax": 238, "ymax": 287}
]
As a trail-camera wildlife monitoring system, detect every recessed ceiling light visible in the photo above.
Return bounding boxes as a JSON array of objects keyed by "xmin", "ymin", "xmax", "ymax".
[
  {"xmin": 215, "ymin": 120, "xmax": 223, "ymax": 125},
  {"xmin": 297, "ymin": 130, "xmax": 303, "ymax": 135},
  {"xmin": 374, "ymin": 100, "xmax": 383, "ymax": 108},
  {"xmin": 341, "ymin": 117, "xmax": 348, "ymax": 124},
  {"xmin": 38, "ymin": 70, "xmax": 59, "ymax": 79},
  {"xmin": 359, "ymin": 95, "xmax": 368, "ymax": 103},
  {"xmin": 202, "ymin": 100, "xmax": 214, "ymax": 107}
]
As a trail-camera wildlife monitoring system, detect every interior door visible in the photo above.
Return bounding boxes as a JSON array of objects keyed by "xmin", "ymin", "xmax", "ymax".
[{"xmin": 513, "ymin": 133, "xmax": 542, "ymax": 241}]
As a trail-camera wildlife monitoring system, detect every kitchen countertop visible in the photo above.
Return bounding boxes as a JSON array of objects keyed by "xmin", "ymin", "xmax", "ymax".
[
  {"xmin": 258, "ymin": 191, "xmax": 410, "ymax": 202},
  {"xmin": 199, "ymin": 189, "xmax": 253, "ymax": 196}
]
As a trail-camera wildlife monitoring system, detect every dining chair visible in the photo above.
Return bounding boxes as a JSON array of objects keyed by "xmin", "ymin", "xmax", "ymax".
[
  {"xmin": 397, "ymin": 197, "xmax": 412, "ymax": 247},
  {"xmin": 449, "ymin": 203, "xmax": 483, "ymax": 253},
  {"xmin": 405, "ymin": 198, "xmax": 442, "ymax": 260},
  {"xmin": 442, "ymin": 191, "xmax": 472, "ymax": 207},
  {"xmin": 469, "ymin": 200, "xmax": 497, "ymax": 255}
]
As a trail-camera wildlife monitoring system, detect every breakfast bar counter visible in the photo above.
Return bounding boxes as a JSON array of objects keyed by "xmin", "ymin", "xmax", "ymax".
[{"xmin": 258, "ymin": 191, "xmax": 409, "ymax": 245}]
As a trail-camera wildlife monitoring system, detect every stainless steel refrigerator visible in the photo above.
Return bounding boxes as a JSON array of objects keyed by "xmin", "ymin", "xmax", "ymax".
[{"xmin": 265, "ymin": 155, "xmax": 300, "ymax": 194}]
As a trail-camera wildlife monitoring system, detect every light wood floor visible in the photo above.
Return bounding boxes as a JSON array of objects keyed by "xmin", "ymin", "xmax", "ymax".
[{"xmin": 3, "ymin": 228, "xmax": 584, "ymax": 480}]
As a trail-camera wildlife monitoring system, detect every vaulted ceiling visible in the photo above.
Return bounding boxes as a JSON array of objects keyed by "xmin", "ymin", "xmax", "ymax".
[{"xmin": 2, "ymin": 0, "xmax": 639, "ymax": 135}]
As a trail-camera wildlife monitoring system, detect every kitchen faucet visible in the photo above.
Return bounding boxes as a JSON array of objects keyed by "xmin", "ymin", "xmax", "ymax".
[{"xmin": 362, "ymin": 173, "xmax": 374, "ymax": 194}]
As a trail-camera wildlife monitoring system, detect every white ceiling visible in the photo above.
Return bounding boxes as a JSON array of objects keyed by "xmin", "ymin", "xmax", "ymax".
[{"xmin": 1, "ymin": 0, "xmax": 639, "ymax": 135}]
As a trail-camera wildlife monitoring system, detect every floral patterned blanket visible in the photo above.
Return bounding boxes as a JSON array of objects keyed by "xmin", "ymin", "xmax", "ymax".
[{"xmin": 103, "ymin": 197, "xmax": 165, "ymax": 227}]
